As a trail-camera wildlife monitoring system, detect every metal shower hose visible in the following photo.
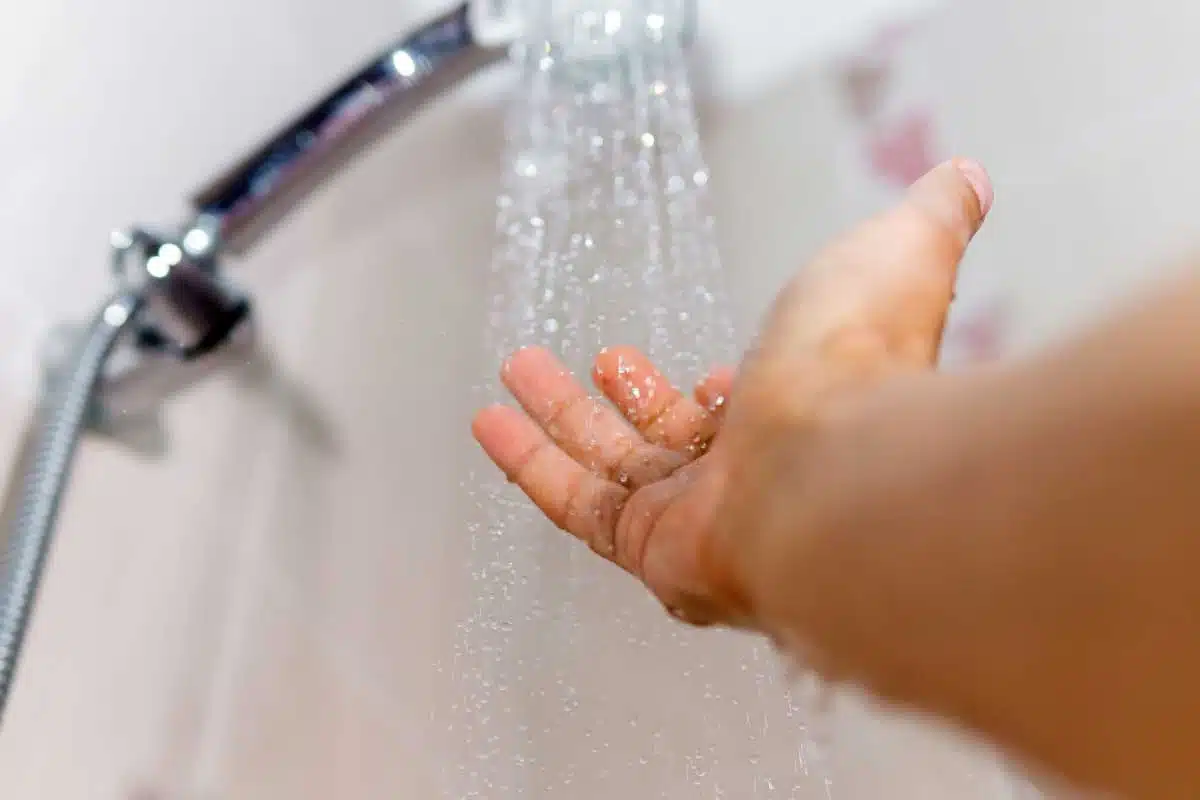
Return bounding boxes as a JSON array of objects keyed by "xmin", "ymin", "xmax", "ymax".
[{"xmin": 0, "ymin": 292, "xmax": 143, "ymax": 721}]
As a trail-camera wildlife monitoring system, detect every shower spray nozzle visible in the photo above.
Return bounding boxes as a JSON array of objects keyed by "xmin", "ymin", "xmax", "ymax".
[{"xmin": 515, "ymin": 1, "xmax": 698, "ymax": 59}]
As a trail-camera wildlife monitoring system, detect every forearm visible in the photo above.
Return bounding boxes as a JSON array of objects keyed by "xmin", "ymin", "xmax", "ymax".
[{"xmin": 743, "ymin": 272, "xmax": 1200, "ymax": 795}]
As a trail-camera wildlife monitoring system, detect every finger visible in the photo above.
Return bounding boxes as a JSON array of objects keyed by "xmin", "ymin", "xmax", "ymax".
[
  {"xmin": 695, "ymin": 366, "xmax": 736, "ymax": 417},
  {"xmin": 472, "ymin": 404, "xmax": 629, "ymax": 559},
  {"xmin": 593, "ymin": 346, "xmax": 718, "ymax": 457},
  {"xmin": 501, "ymin": 347, "xmax": 681, "ymax": 486},
  {"xmin": 760, "ymin": 158, "xmax": 992, "ymax": 381}
]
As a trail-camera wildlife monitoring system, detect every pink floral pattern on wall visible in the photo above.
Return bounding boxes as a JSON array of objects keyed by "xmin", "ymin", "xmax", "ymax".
[
  {"xmin": 836, "ymin": 22, "xmax": 1011, "ymax": 365},
  {"xmin": 866, "ymin": 112, "xmax": 936, "ymax": 188},
  {"xmin": 942, "ymin": 296, "xmax": 1010, "ymax": 365}
]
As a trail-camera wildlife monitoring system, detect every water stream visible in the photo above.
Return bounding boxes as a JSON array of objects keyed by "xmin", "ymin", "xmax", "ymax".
[{"xmin": 451, "ymin": 4, "xmax": 833, "ymax": 797}]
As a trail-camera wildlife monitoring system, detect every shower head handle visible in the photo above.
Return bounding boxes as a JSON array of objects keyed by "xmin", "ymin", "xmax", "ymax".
[
  {"xmin": 189, "ymin": 3, "xmax": 508, "ymax": 258},
  {"xmin": 185, "ymin": 0, "xmax": 699, "ymax": 260}
]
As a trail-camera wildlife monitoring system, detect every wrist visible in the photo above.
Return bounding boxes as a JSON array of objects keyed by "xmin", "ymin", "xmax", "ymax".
[{"xmin": 721, "ymin": 369, "xmax": 1000, "ymax": 697}]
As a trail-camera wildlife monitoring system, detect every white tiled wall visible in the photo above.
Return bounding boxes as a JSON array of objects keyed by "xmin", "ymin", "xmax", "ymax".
[{"xmin": 0, "ymin": 0, "xmax": 1194, "ymax": 797}]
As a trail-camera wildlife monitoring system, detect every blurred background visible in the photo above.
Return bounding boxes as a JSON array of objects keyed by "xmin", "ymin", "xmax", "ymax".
[{"xmin": 0, "ymin": 0, "xmax": 1194, "ymax": 796}]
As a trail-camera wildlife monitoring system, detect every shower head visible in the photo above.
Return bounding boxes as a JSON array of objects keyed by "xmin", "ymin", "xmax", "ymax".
[{"xmin": 185, "ymin": 0, "xmax": 698, "ymax": 259}]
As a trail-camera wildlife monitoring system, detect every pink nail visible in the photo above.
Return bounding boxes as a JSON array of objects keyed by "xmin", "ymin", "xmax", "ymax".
[{"xmin": 953, "ymin": 158, "xmax": 994, "ymax": 218}]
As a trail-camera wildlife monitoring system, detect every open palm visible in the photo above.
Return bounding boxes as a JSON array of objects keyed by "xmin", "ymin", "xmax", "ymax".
[
  {"xmin": 472, "ymin": 345, "xmax": 744, "ymax": 624},
  {"xmin": 473, "ymin": 159, "xmax": 992, "ymax": 631}
]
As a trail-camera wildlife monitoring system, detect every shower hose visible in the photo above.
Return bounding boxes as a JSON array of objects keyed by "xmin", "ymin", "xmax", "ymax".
[{"xmin": 0, "ymin": 291, "xmax": 143, "ymax": 722}]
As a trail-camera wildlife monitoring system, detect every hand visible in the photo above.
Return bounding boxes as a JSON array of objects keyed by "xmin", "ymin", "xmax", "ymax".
[
  {"xmin": 472, "ymin": 159, "xmax": 992, "ymax": 632},
  {"xmin": 472, "ymin": 345, "xmax": 746, "ymax": 625}
]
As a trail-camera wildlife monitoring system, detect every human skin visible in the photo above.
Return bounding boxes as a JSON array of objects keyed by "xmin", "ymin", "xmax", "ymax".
[{"xmin": 473, "ymin": 159, "xmax": 1200, "ymax": 797}]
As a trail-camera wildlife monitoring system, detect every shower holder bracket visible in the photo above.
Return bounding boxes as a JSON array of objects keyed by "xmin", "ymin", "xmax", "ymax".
[
  {"xmin": 34, "ymin": 222, "xmax": 256, "ymax": 448},
  {"xmin": 108, "ymin": 224, "xmax": 249, "ymax": 362}
]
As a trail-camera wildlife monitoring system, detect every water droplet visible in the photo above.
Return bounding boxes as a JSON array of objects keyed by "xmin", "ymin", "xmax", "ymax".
[{"xmin": 516, "ymin": 157, "xmax": 538, "ymax": 178}]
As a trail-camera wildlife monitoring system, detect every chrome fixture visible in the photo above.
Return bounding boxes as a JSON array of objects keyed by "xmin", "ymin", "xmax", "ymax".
[{"xmin": 0, "ymin": 0, "xmax": 698, "ymax": 724}]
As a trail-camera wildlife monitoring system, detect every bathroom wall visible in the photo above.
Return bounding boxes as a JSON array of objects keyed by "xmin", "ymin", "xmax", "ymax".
[{"xmin": 0, "ymin": 0, "xmax": 1196, "ymax": 797}]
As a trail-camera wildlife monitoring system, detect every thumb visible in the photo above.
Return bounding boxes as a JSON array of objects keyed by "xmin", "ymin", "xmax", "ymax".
[
  {"xmin": 733, "ymin": 159, "xmax": 992, "ymax": 424},
  {"xmin": 762, "ymin": 158, "xmax": 992, "ymax": 378}
]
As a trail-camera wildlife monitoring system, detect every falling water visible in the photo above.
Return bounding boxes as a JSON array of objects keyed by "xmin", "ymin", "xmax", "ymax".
[{"xmin": 451, "ymin": 2, "xmax": 833, "ymax": 798}]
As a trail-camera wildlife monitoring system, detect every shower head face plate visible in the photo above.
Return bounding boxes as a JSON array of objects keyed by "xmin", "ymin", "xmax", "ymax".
[{"xmin": 472, "ymin": 0, "xmax": 698, "ymax": 56}]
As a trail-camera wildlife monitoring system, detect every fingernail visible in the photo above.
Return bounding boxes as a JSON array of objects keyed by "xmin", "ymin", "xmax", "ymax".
[{"xmin": 952, "ymin": 158, "xmax": 993, "ymax": 218}]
